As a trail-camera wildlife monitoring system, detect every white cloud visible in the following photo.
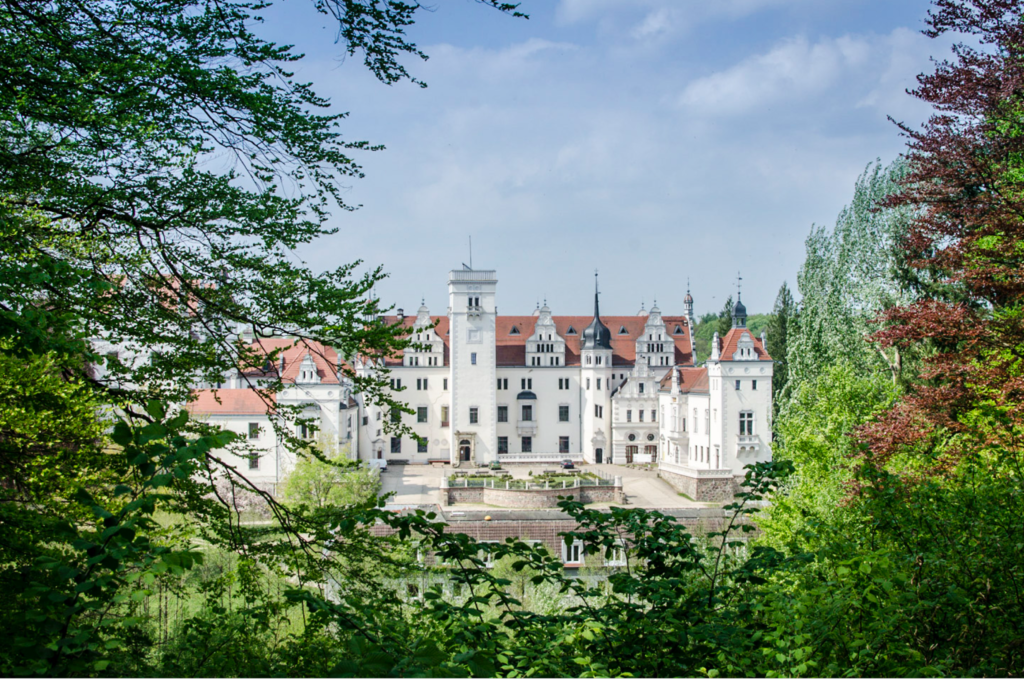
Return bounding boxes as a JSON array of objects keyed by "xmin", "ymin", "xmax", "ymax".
[
  {"xmin": 557, "ymin": 0, "xmax": 812, "ymax": 31},
  {"xmin": 678, "ymin": 35, "xmax": 869, "ymax": 114}
]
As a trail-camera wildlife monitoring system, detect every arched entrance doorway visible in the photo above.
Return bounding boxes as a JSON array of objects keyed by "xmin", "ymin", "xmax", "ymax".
[{"xmin": 459, "ymin": 439, "xmax": 471, "ymax": 462}]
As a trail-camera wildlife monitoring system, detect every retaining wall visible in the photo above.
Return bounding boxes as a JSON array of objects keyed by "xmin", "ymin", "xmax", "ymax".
[
  {"xmin": 444, "ymin": 484, "xmax": 623, "ymax": 508},
  {"xmin": 658, "ymin": 470, "xmax": 741, "ymax": 503}
]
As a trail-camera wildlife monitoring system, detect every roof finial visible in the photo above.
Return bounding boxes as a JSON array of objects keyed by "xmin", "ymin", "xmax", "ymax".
[
  {"xmin": 736, "ymin": 271, "xmax": 743, "ymax": 301},
  {"xmin": 594, "ymin": 270, "xmax": 601, "ymax": 318}
]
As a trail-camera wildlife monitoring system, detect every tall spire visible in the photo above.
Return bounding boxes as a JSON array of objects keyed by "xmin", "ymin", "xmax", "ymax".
[{"xmin": 582, "ymin": 270, "xmax": 612, "ymax": 350}]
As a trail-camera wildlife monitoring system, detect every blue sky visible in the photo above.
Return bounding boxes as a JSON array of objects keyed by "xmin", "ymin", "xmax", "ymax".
[{"xmin": 262, "ymin": 0, "xmax": 942, "ymax": 317}]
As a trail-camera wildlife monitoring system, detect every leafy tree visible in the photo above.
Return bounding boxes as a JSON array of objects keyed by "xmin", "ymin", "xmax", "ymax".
[
  {"xmin": 0, "ymin": 0, "xmax": 525, "ymax": 674},
  {"xmin": 716, "ymin": 294, "xmax": 734, "ymax": 337},
  {"xmin": 282, "ymin": 436, "xmax": 380, "ymax": 508},
  {"xmin": 765, "ymin": 281, "xmax": 796, "ymax": 403},
  {"xmin": 785, "ymin": 159, "xmax": 918, "ymax": 395}
]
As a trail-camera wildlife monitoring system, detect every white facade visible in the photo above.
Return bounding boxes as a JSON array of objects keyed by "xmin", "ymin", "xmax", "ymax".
[
  {"xmin": 183, "ymin": 268, "xmax": 773, "ymax": 490},
  {"xmin": 350, "ymin": 268, "xmax": 773, "ymax": 482}
]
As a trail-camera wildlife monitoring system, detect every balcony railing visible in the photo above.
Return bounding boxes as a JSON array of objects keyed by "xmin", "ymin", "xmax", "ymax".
[{"xmin": 449, "ymin": 270, "xmax": 497, "ymax": 282}]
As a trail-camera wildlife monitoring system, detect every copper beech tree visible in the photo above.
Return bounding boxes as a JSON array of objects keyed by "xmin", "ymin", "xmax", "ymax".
[{"xmin": 864, "ymin": 0, "xmax": 1024, "ymax": 472}]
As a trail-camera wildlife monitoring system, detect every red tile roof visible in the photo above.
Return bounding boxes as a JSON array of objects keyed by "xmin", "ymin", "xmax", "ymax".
[
  {"xmin": 659, "ymin": 367, "xmax": 709, "ymax": 393},
  {"xmin": 188, "ymin": 389, "xmax": 275, "ymax": 415},
  {"xmin": 380, "ymin": 314, "xmax": 694, "ymax": 368},
  {"xmin": 241, "ymin": 338, "xmax": 345, "ymax": 383},
  {"xmin": 716, "ymin": 328, "xmax": 771, "ymax": 361}
]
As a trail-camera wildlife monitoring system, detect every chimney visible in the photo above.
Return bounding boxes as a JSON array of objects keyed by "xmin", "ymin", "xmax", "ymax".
[{"xmin": 671, "ymin": 367, "xmax": 680, "ymax": 395}]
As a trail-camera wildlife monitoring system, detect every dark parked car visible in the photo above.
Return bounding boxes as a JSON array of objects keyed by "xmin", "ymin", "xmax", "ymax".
[{"xmin": 561, "ymin": 459, "xmax": 575, "ymax": 470}]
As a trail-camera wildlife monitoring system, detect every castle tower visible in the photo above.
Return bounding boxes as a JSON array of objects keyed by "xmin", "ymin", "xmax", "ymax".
[
  {"xmin": 448, "ymin": 268, "xmax": 498, "ymax": 466},
  {"xmin": 580, "ymin": 274, "xmax": 614, "ymax": 464}
]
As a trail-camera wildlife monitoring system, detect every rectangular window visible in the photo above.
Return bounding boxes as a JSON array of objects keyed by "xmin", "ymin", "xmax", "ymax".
[
  {"xmin": 521, "ymin": 404, "xmax": 533, "ymax": 421},
  {"xmin": 651, "ymin": 409, "xmax": 656, "ymax": 422},
  {"xmin": 559, "ymin": 405, "xmax": 569, "ymax": 422},
  {"xmin": 521, "ymin": 436, "xmax": 532, "ymax": 453},
  {"xmin": 752, "ymin": 380, "xmax": 757, "ymax": 390},
  {"xmin": 559, "ymin": 436, "xmax": 570, "ymax": 454},
  {"xmin": 362, "ymin": 415, "xmax": 368, "ymax": 426},
  {"xmin": 391, "ymin": 437, "xmax": 401, "ymax": 454},
  {"xmin": 417, "ymin": 439, "xmax": 428, "ymax": 453},
  {"xmin": 248, "ymin": 453, "xmax": 259, "ymax": 470},
  {"xmin": 595, "ymin": 404, "xmax": 603, "ymax": 418},
  {"xmin": 563, "ymin": 538, "xmax": 583, "ymax": 565},
  {"xmin": 497, "ymin": 405, "xmax": 508, "ymax": 422},
  {"xmin": 416, "ymin": 378, "xmax": 422, "ymax": 390},
  {"xmin": 441, "ymin": 405, "xmax": 449, "ymax": 426},
  {"xmin": 443, "ymin": 378, "xmax": 448, "ymax": 390},
  {"xmin": 735, "ymin": 380, "xmax": 741, "ymax": 390},
  {"xmin": 391, "ymin": 410, "xmax": 401, "ymax": 423},
  {"xmin": 423, "ymin": 377, "xmax": 428, "ymax": 390},
  {"xmin": 469, "ymin": 407, "xmax": 479, "ymax": 424},
  {"xmin": 471, "ymin": 352, "xmax": 477, "ymax": 365},
  {"xmin": 639, "ymin": 410, "xmax": 644, "ymax": 422},
  {"xmin": 627, "ymin": 410, "xmax": 632, "ymax": 422},
  {"xmin": 417, "ymin": 406, "xmax": 428, "ymax": 423},
  {"xmin": 248, "ymin": 422, "xmax": 259, "ymax": 440},
  {"xmin": 586, "ymin": 378, "xmax": 591, "ymax": 389},
  {"xmin": 527, "ymin": 378, "xmax": 532, "ymax": 389},
  {"xmin": 705, "ymin": 409, "xmax": 710, "ymax": 432},
  {"xmin": 639, "ymin": 383, "xmax": 644, "ymax": 394},
  {"xmin": 498, "ymin": 436, "xmax": 508, "ymax": 454},
  {"xmin": 739, "ymin": 412, "xmax": 754, "ymax": 436},
  {"xmin": 597, "ymin": 378, "xmax": 602, "ymax": 390}
]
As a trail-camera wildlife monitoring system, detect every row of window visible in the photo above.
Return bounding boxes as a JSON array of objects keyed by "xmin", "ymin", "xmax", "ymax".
[
  {"xmin": 495, "ymin": 404, "xmax": 572, "ymax": 422},
  {"xmin": 624, "ymin": 409, "xmax": 656, "ymax": 423},
  {"xmin": 496, "ymin": 435, "xmax": 571, "ymax": 454},
  {"xmin": 385, "ymin": 435, "xmax": 572, "ymax": 455}
]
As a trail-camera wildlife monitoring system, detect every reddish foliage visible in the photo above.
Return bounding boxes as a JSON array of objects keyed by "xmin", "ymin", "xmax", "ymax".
[{"xmin": 860, "ymin": 0, "xmax": 1024, "ymax": 471}]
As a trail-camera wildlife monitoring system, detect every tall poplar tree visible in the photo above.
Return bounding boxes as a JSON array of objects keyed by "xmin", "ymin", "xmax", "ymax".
[{"xmin": 765, "ymin": 282, "xmax": 795, "ymax": 404}]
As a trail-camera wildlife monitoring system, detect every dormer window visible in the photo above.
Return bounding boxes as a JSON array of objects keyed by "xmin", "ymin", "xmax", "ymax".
[
  {"xmin": 618, "ymin": 326, "xmax": 629, "ymax": 335},
  {"xmin": 566, "ymin": 326, "xmax": 577, "ymax": 335},
  {"xmin": 674, "ymin": 325, "xmax": 683, "ymax": 335},
  {"xmin": 509, "ymin": 326, "xmax": 520, "ymax": 335}
]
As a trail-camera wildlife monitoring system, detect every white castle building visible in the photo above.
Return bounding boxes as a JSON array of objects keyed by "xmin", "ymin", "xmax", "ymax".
[{"xmin": 189, "ymin": 267, "xmax": 774, "ymax": 501}]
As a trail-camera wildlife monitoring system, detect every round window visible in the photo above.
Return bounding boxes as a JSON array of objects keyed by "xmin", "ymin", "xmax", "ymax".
[
  {"xmin": 647, "ymin": 434, "xmax": 655, "ymax": 441},
  {"xmin": 628, "ymin": 434, "xmax": 636, "ymax": 441}
]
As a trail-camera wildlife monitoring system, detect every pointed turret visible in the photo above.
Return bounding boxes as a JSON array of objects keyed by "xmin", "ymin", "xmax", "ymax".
[{"xmin": 581, "ymin": 274, "xmax": 612, "ymax": 350}]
